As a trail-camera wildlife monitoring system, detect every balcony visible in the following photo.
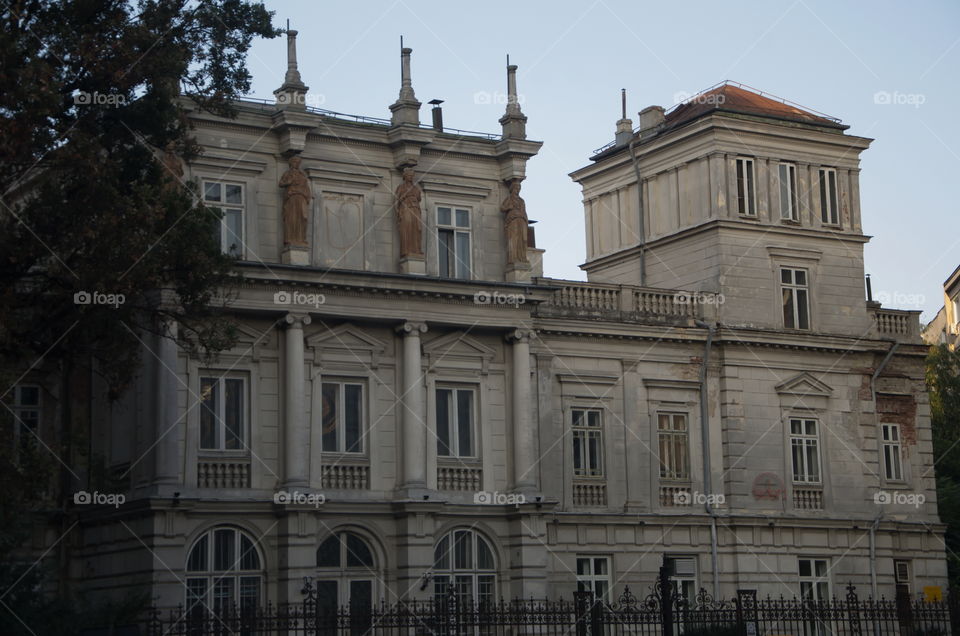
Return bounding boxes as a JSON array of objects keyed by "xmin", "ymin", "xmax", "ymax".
[
  {"xmin": 537, "ymin": 279, "xmax": 710, "ymax": 324},
  {"xmin": 321, "ymin": 460, "xmax": 369, "ymax": 489},
  {"xmin": 793, "ymin": 486, "xmax": 823, "ymax": 510},
  {"xmin": 437, "ymin": 463, "xmax": 482, "ymax": 491},
  {"xmin": 573, "ymin": 481, "xmax": 607, "ymax": 507},
  {"xmin": 197, "ymin": 456, "xmax": 250, "ymax": 489},
  {"xmin": 872, "ymin": 307, "xmax": 922, "ymax": 343},
  {"xmin": 659, "ymin": 484, "xmax": 692, "ymax": 507}
]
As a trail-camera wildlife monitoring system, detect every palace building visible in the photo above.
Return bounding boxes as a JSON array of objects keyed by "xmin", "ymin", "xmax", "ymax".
[{"xmin": 28, "ymin": 31, "xmax": 945, "ymax": 613}]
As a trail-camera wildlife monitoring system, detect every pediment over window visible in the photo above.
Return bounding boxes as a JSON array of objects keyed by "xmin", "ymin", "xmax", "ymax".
[
  {"xmin": 229, "ymin": 323, "xmax": 275, "ymax": 362},
  {"xmin": 306, "ymin": 324, "xmax": 388, "ymax": 368},
  {"xmin": 423, "ymin": 331, "xmax": 496, "ymax": 373},
  {"xmin": 775, "ymin": 372, "xmax": 832, "ymax": 399}
]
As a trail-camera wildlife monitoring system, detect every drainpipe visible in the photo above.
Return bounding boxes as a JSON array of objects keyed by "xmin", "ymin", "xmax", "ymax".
[
  {"xmin": 868, "ymin": 341, "xmax": 897, "ymax": 598},
  {"xmin": 869, "ymin": 513, "xmax": 883, "ymax": 600},
  {"xmin": 628, "ymin": 139, "xmax": 646, "ymax": 287},
  {"xmin": 694, "ymin": 319, "xmax": 719, "ymax": 599}
]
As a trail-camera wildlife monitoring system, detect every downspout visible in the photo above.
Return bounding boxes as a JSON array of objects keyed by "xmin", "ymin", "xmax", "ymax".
[
  {"xmin": 694, "ymin": 319, "xmax": 719, "ymax": 599},
  {"xmin": 868, "ymin": 341, "xmax": 897, "ymax": 599},
  {"xmin": 628, "ymin": 139, "xmax": 646, "ymax": 287}
]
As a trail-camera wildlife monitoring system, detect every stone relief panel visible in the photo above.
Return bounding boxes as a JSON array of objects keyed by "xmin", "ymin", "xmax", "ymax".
[{"xmin": 317, "ymin": 191, "xmax": 364, "ymax": 269}]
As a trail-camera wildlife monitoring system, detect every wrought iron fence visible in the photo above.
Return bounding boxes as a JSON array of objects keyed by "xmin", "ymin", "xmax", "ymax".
[{"xmin": 144, "ymin": 580, "xmax": 958, "ymax": 636}]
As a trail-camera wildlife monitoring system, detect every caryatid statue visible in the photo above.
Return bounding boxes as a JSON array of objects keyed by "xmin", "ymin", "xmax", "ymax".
[
  {"xmin": 395, "ymin": 167, "xmax": 424, "ymax": 258},
  {"xmin": 160, "ymin": 141, "xmax": 183, "ymax": 192},
  {"xmin": 501, "ymin": 179, "xmax": 529, "ymax": 265},
  {"xmin": 279, "ymin": 155, "xmax": 312, "ymax": 247}
]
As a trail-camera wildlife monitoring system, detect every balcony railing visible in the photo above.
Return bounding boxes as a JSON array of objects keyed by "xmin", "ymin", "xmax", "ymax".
[
  {"xmin": 572, "ymin": 481, "xmax": 607, "ymax": 507},
  {"xmin": 793, "ymin": 486, "xmax": 823, "ymax": 510},
  {"xmin": 437, "ymin": 464, "xmax": 481, "ymax": 491},
  {"xmin": 659, "ymin": 484, "xmax": 692, "ymax": 507},
  {"xmin": 872, "ymin": 307, "xmax": 922, "ymax": 342},
  {"xmin": 321, "ymin": 461, "xmax": 369, "ymax": 489},
  {"xmin": 537, "ymin": 279, "xmax": 711, "ymax": 323},
  {"xmin": 197, "ymin": 457, "xmax": 250, "ymax": 489}
]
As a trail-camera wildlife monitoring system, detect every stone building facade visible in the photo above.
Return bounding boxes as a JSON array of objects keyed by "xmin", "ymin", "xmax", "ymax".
[{"xmin": 21, "ymin": 38, "xmax": 945, "ymax": 613}]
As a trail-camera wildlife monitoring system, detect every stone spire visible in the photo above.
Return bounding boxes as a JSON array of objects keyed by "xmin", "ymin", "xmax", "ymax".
[
  {"xmin": 499, "ymin": 57, "xmax": 527, "ymax": 140},
  {"xmin": 390, "ymin": 42, "xmax": 421, "ymax": 126},
  {"xmin": 274, "ymin": 26, "xmax": 309, "ymax": 109},
  {"xmin": 615, "ymin": 88, "xmax": 634, "ymax": 146}
]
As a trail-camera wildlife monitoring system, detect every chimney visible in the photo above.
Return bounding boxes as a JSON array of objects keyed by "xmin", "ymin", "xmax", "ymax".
[
  {"xmin": 429, "ymin": 99, "xmax": 444, "ymax": 132},
  {"xmin": 389, "ymin": 41, "xmax": 422, "ymax": 126},
  {"xmin": 638, "ymin": 105, "xmax": 665, "ymax": 138},
  {"xmin": 273, "ymin": 25, "xmax": 309, "ymax": 110},
  {"xmin": 499, "ymin": 56, "xmax": 528, "ymax": 140},
  {"xmin": 615, "ymin": 88, "xmax": 634, "ymax": 146}
]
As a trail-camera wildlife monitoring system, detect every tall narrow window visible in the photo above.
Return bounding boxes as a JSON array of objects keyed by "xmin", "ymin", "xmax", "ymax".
[
  {"xmin": 316, "ymin": 531, "xmax": 378, "ymax": 613},
  {"xmin": 798, "ymin": 558, "xmax": 829, "ymax": 601},
  {"xmin": 436, "ymin": 387, "xmax": 474, "ymax": 458},
  {"xmin": 781, "ymin": 267, "xmax": 810, "ymax": 330},
  {"xmin": 818, "ymin": 168, "xmax": 839, "ymax": 225},
  {"xmin": 186, "ymin": 527, "xmax": 262, "ymax": 619},
  {"xmin": 437, "ymin": 206, "xmax": 471, "ymax": 279},
  {"xmin": 576, "ymin": 556, "xmax": 611, "ymax": 602},
  {"xmin": 203, "ymin": 181, "xmax": 245, "ymax": 257},
  {"xmin": 778, "ymin": 163, "xmax": 799, "ymax": 221},
  {"xmin": 200, "ymin": 375, "xmax": 246, "ymax": 451},
  {"xmin": 572, "ymin": 408, "xmax": 604, "ymax": 478},
  {"xmin": 321, "ymin": 381, "xmax": 364, "ymax": 454},
  {"xmin": 434, "ymin": 529, "xmax": 496, "ymax": 606},
  {"xmin": 736, "ymin": 157, "xmax": 756, "ymax": 216},
  {"xmin": 10, "ymin": 385, "xmax": 40, "ymax": 446},
  {"xmin": 666, "ymin": 556, "xmax": 698, "ymax": 601},
  {"xmin": 790, "ymin": 418, "xmax": 821, "ymax": 484},
  {"xmin": 658, "ymin": 413, "xmax": 689, "ymax": 481},
  {"xmin": 881, "ymin": 423, "xmax": 903, "ymax": 481}
]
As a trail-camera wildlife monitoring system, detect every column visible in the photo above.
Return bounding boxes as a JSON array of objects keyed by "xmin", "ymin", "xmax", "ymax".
[
  {"xmin": 508, "ymin": 329, "xmax": 537, "ymax": 492},
  {"xmin": 283, "ymin": 313, "xmax": 311, "ymax": 487},
  {"xmin": 397, "ymin": 321, "xmax": 428, "ymax": 490},
  {"xmin": 154, "ymin": 318, "xmax": 180, "ymax": 486}
]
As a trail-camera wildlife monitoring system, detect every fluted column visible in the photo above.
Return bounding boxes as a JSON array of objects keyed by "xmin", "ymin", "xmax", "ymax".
[
  {"xmin": 508, "ymin": 329, "xmax": 537, "ymax": 492},
  {"xmin": 283, "ymin": 313, "xmax": 311, "ymax": 487},
  {"xmin": 153, "ymin": 318, "xmax": 180, "ymax": 486},
  {"xmin": 397, "ymin": 321, "xmax": 428, "ymax": 490}
]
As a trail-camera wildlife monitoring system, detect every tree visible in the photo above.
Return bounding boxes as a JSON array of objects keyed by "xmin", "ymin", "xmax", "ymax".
[{"xmin": 927, "ymin": 344, "xmax": 960, "ymax": 585}]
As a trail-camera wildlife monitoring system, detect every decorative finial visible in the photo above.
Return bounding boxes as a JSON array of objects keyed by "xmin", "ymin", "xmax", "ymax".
[
  {"xmin": 499, "ymin": 56, "xmax": 527, "ymax": 140},
  {"xmin": 615, "ymin": 88, "xmax": 633, "ymax": 146},
  {"xmin": 274, "ymin": 23, "xmax": 309, "ymax": 110},
  {"xmin": 389, "ymin": 40, "xmax": 421, "ymax": 126}
]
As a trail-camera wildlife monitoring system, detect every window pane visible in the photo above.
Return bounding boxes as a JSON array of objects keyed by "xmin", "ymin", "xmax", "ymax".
[
  {"xmin": 225, "ymin": 209, "xmax": 243, "ymax": 257},
  {"xmin": 828, "ymin": 171, "xmax": 838, "ymax": 223},
  {"xmin": 792, "ymin": 441, "xmax": 804, "ymax": 480},
  {"xmin": 573, "ymin": 410, "xmax": 584, "ymax": 427},
  {"xmin": 213, "ymin": 528, "xmax": 235, "ymax": 571},
  {"xmin": 224, "ymin": 378, "xmax": 243, "ymax": 449},
  {"xmin": 658, "ymin": 413, "xmax": 670, "ymax": 430},
  {"xmin": 438, "ymin": 229, "xmax": 452, "ymax": 277},
  {"xmin": 434, "ymin": 536, "xmax": 450, "ymax": 569},
  {"xmin": 225, "ymin": 184, "xmax": 242, "ymax": 204},
  {"xmin": 746, "ymin": 161, "xmax": 755, "ymax": 215},
  {"xmin": 455, "ymin": 209, "xmax": 469, "ymax": 228},
  {"xmin": 795, "ymin": 270, "xmax": 807, "ymax": 286},
  {"xmin": 573, "ymin": 432, "xmax": 583, "ymax": 473},
  {"xmin": 436, "ymin": 389, "xmax": 451, "ymax": 456},
  {"xmin": 588, "ymin": 432, "xmax": 601, "ymax": 472},
  {"xmin": 204, "ymin": 182, "xmax": 221, "ymax": 202},
  {"xmin": 200, "ymin": 378, "xmax": 218, "ymax": 449},
  {"xmin": 781, "ymin": 269, "xmax": 793, "ymax": 284},
  {"xmin": 187, "ymin": 535, "xmax": 208, "ymax": 571},
  {"xmin": 345, "ymin": 384, "xmax": 362, "ymax": 453},
  {"xmin": 346, "ymin": 533, "xmax": 374, "ymax": 568},
  {"xmin": 779, "ymin": 165, "xmax": 790, "ymax": 218},
  {"xmin": 454, "ymin": 232, "xmax": 471, "ymax": 279},
  {"xmin": 594, "ymin": 558, "xmax": 607, "ymax": 575},
  {"xmin": 477, "ymin": 537, "xmax": 494, "ymax": 570},
  {"xmin": 736, "ymin": 160, "xmax": 745, "ymax": 214},
  {"xmin": 587, "ymin": 411, "xmax": 600, "ymax": 428},
  {"xmin": 186, "ymin": 578, "xmax": 207, "ymax": 612},
  {"xmin": 815, "ymin": 560, "xmax": 827, "ymax": 577},
  {"xmin": 456, "ymin": 390, "xmax": 473, "ymax": 457},
  {"xmin": 317, "ymin": 536, "xmax": 341, "ymax": 567},
  {"xmin": 438, "ymin": 207, "xmax": 452, "ymax": 226},
  {"xmin": 349, "ymin": 580, "xmax": 373, "ymax": 612},
  {"xmin": 799, "ymin": 559, "xmax": 811, "ymax": 577},
  {"xmin": 797, "ymin": 289, "xmax": 809, "ymax": 329},
  {"xmin": 806, "ymin": 442, "xmax": 820, "ymax": 481},
  {"xmin": 322, "ymin": 383, "xmax": 338, "ymax": 452},
  {"xmin": 18, "ymin": 386, "xmax": 39, "ymax": 406},
  {"xmin": 819, "ymin": 172, "xmax": 829, "ymax": 223},
  {"xmin": 783, "ymin": 288, "xmax": 795, "ymax": 329},
  {"xmin": 239, "ymin": 576, "xmax": 259, "ymax": 612},
  {"xmin": 454, "ymin": 531, "xmax": 472, "ymax": 570},
  {"xmin": 576, "ymin": 559, "xmax": 589, "ymax": 576},
  {"xmin": 316, "ymin": 580, "xmax": 338, "ymax": 613},
  {"xmin": 239, "ymin": 534, "xmax": 259, "ymax": 570}
]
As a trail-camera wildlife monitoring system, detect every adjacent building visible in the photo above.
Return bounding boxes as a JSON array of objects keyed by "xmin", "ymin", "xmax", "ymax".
[{"xmin": 922, "ymin": 264, "xmax": 960, "ymax": 349}]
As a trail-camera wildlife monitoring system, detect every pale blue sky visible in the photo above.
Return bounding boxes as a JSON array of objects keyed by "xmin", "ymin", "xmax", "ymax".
[{"xmin": 245, "ymin": 0, "xmax": 958, "ymax": 321}]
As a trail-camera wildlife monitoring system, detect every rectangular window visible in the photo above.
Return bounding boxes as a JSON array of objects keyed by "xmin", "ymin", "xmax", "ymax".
[
  {"xmin": 778, "ymin": 163, "xmax": 799, "ymax": 221},
  {"xmin": 790, "ymin": 418, "xmax": 821, "ymax": 484},
  {"xmin": 200, "ymin": 375, "xmax": 246, "ymax": 451},
  {"xmin": 203, "ymin": 180, "xmax": 245, "ymax": 257},
  {"xmin": 666, "ymin": 556, "xmax": 698, "ymax": 601},
  {"xmin": 881, "ymin": 423, "xmax": 903, "ymax": 481},
  {"xmin": 576, "ymin": 556, "xmax": 611, "ymax": 602},
  {"xmin": 781, "ymin": 267, "xmax": 811, "ymax": 330},
  {"xmin": 10, "ymin": 385, "xmax": 40, "ymax": 446},
  {"xmin": 437, "ymin": 206, "xmax": 471, "ymax": 279},
  {"xmin": 798, "ymin": 558, "xmax": 829, "ymax": 601},
  {"xmin": 894, "ymin": 560, "xmax": 910, "ymax": 585},
  {"xmin": 320, "ymin": 381, "xmax": 364, "ymax": 453},
  {"xmin": 436, "ymin": 387, "xmax": 474, "ymax": 458},
  {"xmin": 658, "ymin": 413, "xmax": 689, "ymax": 481},
  {"xmin": 818, "ymin": 168, "xmax": 839, "ymax": 225},
  {"xmin": 572, "ymin": 408, "xmax": 604, "ymax": 478},
  {"xmin": 736, "ymin": 157, "xmax": 757, "ymax": 216}
]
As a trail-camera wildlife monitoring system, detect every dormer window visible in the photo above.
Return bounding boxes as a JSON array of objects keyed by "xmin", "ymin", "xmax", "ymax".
[
  {"xmin": 437, "ymin": 206, "xmax": 471, "ymax": 279},
  {"xmin": 777, "ymin": 163, "xmax": 799, "ymax": 222}
]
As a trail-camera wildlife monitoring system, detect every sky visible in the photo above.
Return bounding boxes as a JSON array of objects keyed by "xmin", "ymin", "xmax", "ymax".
[{"xmin": 243, "ymin": 0, "xmax": 959, "ymax": 322}]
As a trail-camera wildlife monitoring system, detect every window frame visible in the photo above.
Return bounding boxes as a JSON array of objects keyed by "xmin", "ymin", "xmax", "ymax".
[
  {"xmin": 658, "ymin": 412, "xmax": 690, "ymax": 482},
  {"xmin": 10, "ymin": 384, "xmax": 40, "ymax": 446},
  {"xmin": 780, "ymin": 267, "xmax": 811, "ymax": 330},
  {"xmin": 735, "ymin": 157, "xmax": 757, "ymax": 217},
  {"xmin": 575, "ymin": 555, "xmax": 612, "ymax": 602},
  {"xmin": 880, "ymin": 423, "xmax": 904, "ymax": 482},
  {"xmin": 789, "ymin": 418, "xmax": 822, "ymax": 485},
  {"xmin": 185, "ymin": 526, "xmax": 263, "ymax": 616},
  {"xmin": 433, "ymin": 528, "xmax": 497, "ymax": 606},
  {"xmin": 666, "ymin": 556, "xmax": 698, "ymax": 601},
  {"xmin": 436, "ymin": 385, "xmax": 477, "ymax": 459},
  {"xmin": 778, "ymin": 163, "xmax": 799, "ymax": 222},
  {"xmin": 202, "ymin": 179, "xmax": 246, "ymax": 258},
  {"xmin": 798, "ymin": 557, "xmax": 830, "ymax": 601},
  {"xmin": 436, "ymin": 205, "xmax": 472, "ymax": 280},
  {"xmin": 818, "ymin": 168, "xmax": 839, "ymax": 226},
  {"xmin": 315, "ymin": 531, "xmax": 379, "ymax": 609},
  {"xmin": 319, "ymin": 379, "xmax": 366, "ymax": 455},
  {"xmin": 894, "ymin": 559, "xmax": 910, "ymax": 586},
  {"xmin": 571, "ymin": 407, "xmax": 605, "ymax": 478},
  {"xmin": 199, "ymin": 374, "xmax": 248, "ymax": 453}
]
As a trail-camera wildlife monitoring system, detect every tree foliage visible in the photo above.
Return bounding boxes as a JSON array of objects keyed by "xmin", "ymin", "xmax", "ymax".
[{"xmin": 927, "ymin": 344, "xmax": 960, "ymax": 585}]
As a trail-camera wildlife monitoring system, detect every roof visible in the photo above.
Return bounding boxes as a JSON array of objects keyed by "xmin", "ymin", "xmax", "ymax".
[{"xmin": 664, "ymin": 82, "xmax": 846, "ymax": 131}]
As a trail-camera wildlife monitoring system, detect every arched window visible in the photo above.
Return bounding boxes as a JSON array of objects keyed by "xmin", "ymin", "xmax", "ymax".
[
  {"xmin": 433, "ymin": 529, "xmax": 496, "ymax": 606},
  {"xmin": 315, "ymin": 531, "xmax": 378, "ymax": 611},
  {"xmin": 185, "ymin": 526, "xmax": 262, "ymax": 616}
]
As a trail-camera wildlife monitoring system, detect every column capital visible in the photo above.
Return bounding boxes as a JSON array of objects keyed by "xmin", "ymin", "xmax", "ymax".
[
  {"xmin": 396, "ymin": 321, "xmax": 428, "ymax": 336},
  {"xmin": 505, "ymin": 328, "xmax": 536, "ymax": 344},
  {"xmin": 283, "ymin": 313, "xmax": 312, "ymax": 328}
]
